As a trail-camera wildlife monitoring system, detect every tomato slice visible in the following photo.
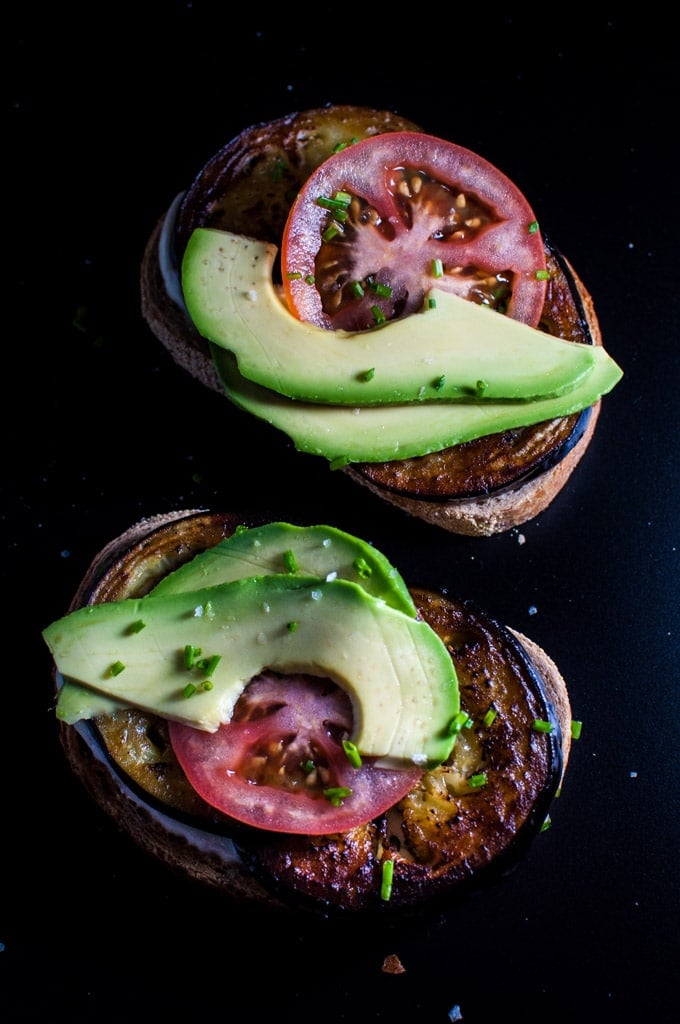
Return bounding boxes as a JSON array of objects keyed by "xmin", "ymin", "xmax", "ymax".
[
  {"xmin": 168, "ymin": 672, "xmax": 423, "ymax": 835},
  {"xmin": 282, "ymin": 131, "xmax": 547, "ymax": 332}
]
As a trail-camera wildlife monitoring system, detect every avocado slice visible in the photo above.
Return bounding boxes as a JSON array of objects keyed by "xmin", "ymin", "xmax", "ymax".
[
  {"xmin": 46, "ymin": 575, "xmax": 459, "ymax": 768},
  {"xmin": 181, "ymin": 228, "xmax": 598, "ymax": 404},
  {"xmin": 150, "ymin": 521, "xmax": 416, "ymax": 616},
  {"xmin": 212, "ymin": 344, "xmax": 622, "ymax": 463}
]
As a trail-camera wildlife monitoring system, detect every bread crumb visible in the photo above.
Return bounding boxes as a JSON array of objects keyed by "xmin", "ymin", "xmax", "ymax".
[{"xmin": 381, "ymin": 953, "xmax": 406, "ymax": 974}]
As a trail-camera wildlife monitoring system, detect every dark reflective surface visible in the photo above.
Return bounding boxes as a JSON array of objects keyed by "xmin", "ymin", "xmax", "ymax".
[{"xmin": 4, "ymin": 10, "xmax": 679, "ymax": 1023}]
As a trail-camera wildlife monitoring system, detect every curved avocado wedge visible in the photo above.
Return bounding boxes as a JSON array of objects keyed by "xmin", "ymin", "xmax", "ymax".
[
  {"xmin": 181, "ymin": 227, "xmax": 597, "ymax": 404},
  {"xmin": 150, "ymin": 521, "xmax": 417, "ymax": 617},
  {"xmin": 212, "ymin": 343, "xmax": 623, "ymax": 464},
  {"xmin": 45, "ymin": 575, "xmax": 459, "ymax": 768}
]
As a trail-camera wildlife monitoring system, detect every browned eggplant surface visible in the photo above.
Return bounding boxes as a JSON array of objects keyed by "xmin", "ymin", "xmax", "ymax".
[
  {"xmin": 352, "ymin": 246, "xmax": 594, "ymax": 501},
  {"xmin": 240, "ymin": 587, "xmax": 563, "ymax": 912},
  {"xmin": 174, "ymin": 105, "xmax": 421, "ymax": 265}
]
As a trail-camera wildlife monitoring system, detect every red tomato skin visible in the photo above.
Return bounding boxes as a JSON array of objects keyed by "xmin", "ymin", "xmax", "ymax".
[
  {"xmin": 282, "ymin": 131, "xmax": 547, "ymax": 332},
  {"xmin": 168, "ymin": 673, "xmax": 423, "ymax": 835}
]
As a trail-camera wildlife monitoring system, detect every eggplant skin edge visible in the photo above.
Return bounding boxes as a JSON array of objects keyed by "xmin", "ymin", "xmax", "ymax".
[{"xmin": 53, "ymin": 510, "xmax": 573, "ymax": 915}]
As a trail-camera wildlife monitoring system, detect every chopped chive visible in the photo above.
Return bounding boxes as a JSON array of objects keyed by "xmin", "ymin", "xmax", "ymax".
[
  {"xmin": 571, "ymin": 720, "xmax": 583, "ymax": 739},
  {"xmin": 351, "ymin": 281, "xmax": 364, "ymax": 298},
  {"xmin": 323, "ymin": 786, "xmax": 351, "ymax": 806},
  {"xmin": 342, "ymin": 739, "xmax": 363, "ymax": 768},
  {"xmin": 72, "ymin": 304, "xmax": 88, "ymax": 333},
  {"xmin": 199, "ymin": 680, "xmax": 214, "ymax": 693},
  {"xmin": 287, "ymin": 621, "xmax": 299, "ymax": 632},
  {"xmin": 368, "ymin": 280, "xmax": 393, "ymax": 298},
  {"xmin": 300, "ymin": 759, "xmax": 315, "ymax": 774},
  {"xmin": 316, "ymin": 195, "xmax": 350, "ymax": 213},
  {"xmin": 127, "ymin": 619, "xmax": 146, "ymax": 635},
  {"xmin": 109, "ymin": 660, "xmax": 126, "ymax": 677},
  {"xmin": 353, "ymin": 556, "xmax": 372, "ymax": 579},
  {"xmin": 380, "ymin": 859, "xmax": 394, "ymax": 901},
  {"xmin": 272, "ymin": 159, "xmax": 287, "ymax": 182},
  {"xmin": 283, "ymin": 549, "xmax": 299, "ymax": 573},
  {"xmin": 332, "ymin": 138, "xmax": 358, "ymax": 153},
  {"xmin": 532, "ymin": 719, "xmax": 554, "ymax": 733},
  {"xmin": 431, "ymin": 257, "xmax": 443, "ymax": 277},
  {"xmin": 183, "ymin": 683, "xmax": 197, "ymax": 699},
  {"xmin": 322, "ymin": 223, "xmax": 342, "ymax": 242},
  {"xmin": 433, "ymin": 374, "xmax": 446, "ymax": 391},
  {"xmin": 286, "ymin": 270, "xmax": 303, "ymax": 280},
  {"xmin": 184, "ymin": 644, "xmax": 201, "ymax": 669},
  {"xmin": 468, "ymin": 771, "xmax": 488, "ymax": 789},
  {"xmin": 234, "ymin": 524, "xmax": 249, "ymax": 535},
  {"xmin": 330, "ymin": 455, "xmax": 350, "ymax": 470},
  {"xmin": 360, "ymin": 367, "xmax": 375, "ymax": 382},
  {"xmin": 371, "ymin": 305, "xmax": 386, "ymax": 325},
  {"xmin": 482, "ymin": 707, "xmax": 497, "ymax": 728},
  {"xmin": 540, "ymin": 814, "xmax": 552, "ymax": 832},
  {"xmin": 427, "ymin": 296, "xmax": 437, "ymax": 309},
  {"xmin": 476, "ymin": 379, "xmax": 488, "ymax": 396},
  {"xmin": 305, "ymin": 274, "xmax": 315, "ymax": 285},
  {"xmin": 528, "ymin": 220, "xmax": 539, "ymax": 234},
  {"xmin": 197, "ymin": 654, "xmax": 221, "ymax": 676},
  {"xmin": 448, "ymin": 710, "xmax": 473, "ymax": 734},
  {"xmin": 535, "ymin": 269, "xmax": 550, "ymax": 281}
]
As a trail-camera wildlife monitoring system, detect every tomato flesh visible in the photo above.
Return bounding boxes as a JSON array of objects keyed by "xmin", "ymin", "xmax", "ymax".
[
  {"xmin": 168, "ymin": 673, "xmax": 423, "ymax": 835},
  {"xmin": 282, "ymin": 131, "xmax": 547, "ymax": 332}
]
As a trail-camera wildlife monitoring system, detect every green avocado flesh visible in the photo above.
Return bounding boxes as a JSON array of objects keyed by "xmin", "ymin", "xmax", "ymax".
[
  {"xmin": 181, "ymin": 227, "xmax": 600, "ymax": 404},
  {"xmin": 45, "ymin": 575, "xmax": 459, "ymax": 767},
  {"xmin": 150, "ymin": 521, "xmax": 416, "ymax": 616},
  {"xmin": 212, "ymin": 344, "xmax": 623, "ymax": 463},
  {"xmin": 54, "ymin": 521, "xmax": 417, "ymax": 724}
]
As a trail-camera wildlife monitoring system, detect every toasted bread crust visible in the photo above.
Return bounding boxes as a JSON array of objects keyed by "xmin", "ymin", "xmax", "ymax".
[
  {"xmin": 141, "ymin": 216, "xmax": 223, "ymax": 394},
  {"xmin": 59, "ymin": 717, "xmax": 281, "ymax": 906},
  {"xmin": 509, "ymin": 629, "xmax": 572, "ymax": 778},
  {"xmin": 344, "ymin": 398, "xmax": 601, "ymax": 537}
]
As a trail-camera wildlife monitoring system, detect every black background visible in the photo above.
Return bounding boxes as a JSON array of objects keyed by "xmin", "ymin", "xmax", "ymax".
[{"xmin": 4, "ymin": 6, "xmax": 679, "ymax": 1022}]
